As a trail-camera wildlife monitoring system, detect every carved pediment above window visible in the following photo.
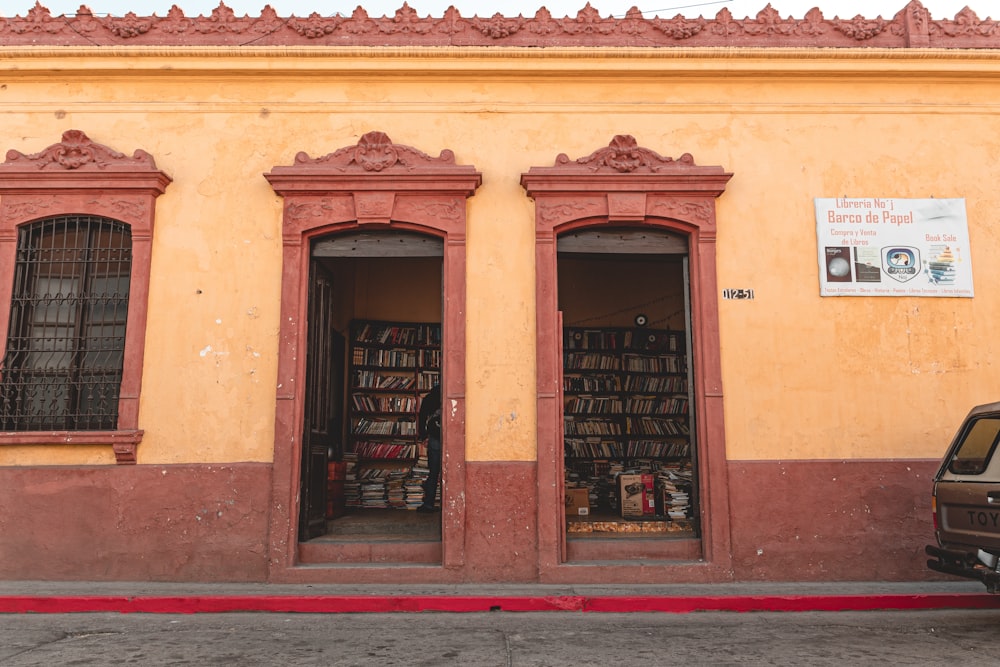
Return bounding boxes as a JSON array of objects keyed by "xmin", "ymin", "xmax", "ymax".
[
  {"xmin": 521, "ymin": 135, "xmax": 731, "ymax": 232},
  {"xmin": 266, "ymin": 131, "xmax": 481, "ymax": 233},
  {"xmin": 0, "ymin": 130, "xmax": 171, "ymax": 227},
  {"xmin": 560, "ymin": 135, "xmax": 695, "ymax": 174},
  {"xmin": 293, "ymin": 131, "xmax": 459, "ymax": 173},
  {"xmin": 3, "ymin": 130, "xmax": 159, "ymax": 172}
]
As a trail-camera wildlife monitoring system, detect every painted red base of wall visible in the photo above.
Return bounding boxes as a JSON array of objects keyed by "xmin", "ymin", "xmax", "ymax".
[
  {"xmin": 2, "ymin": 592, "xmax": 997, "ymax": 614},
  {"xmin": 727, "ymin": 459, "xmax": 942, "ymax": 581},
  {"xmin": 0, "ymin": 459, "xmax": 947, "ymax": 583},
  {"xmin": 461, "ymin": 461, "xmax": 540, "ymax": 582},
  {"xmin": 0, "ymin": 464, "xmax": 271, "ymax": 582}
]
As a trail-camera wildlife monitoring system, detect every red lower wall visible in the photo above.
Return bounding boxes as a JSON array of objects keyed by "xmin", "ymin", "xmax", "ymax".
[
  {"xmin": 463, "ymin": 461, "xmax": 539, "ymax": 582},
  {"xmin": 0, "ymin": 463, "xmax": 272, "ymax": 582},
  {"xmin": 0, "ymin": 458, "xmax": 947, "ymax": 583},
  {"xmin": 727, "ymin": 459, "xmax": 942, "ymax": 581}
]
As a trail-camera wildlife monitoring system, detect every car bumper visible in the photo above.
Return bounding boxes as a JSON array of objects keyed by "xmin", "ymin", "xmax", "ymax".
[{"xmin": 926, "ymin": 544, "xmax": 1000, "ymax": 593}]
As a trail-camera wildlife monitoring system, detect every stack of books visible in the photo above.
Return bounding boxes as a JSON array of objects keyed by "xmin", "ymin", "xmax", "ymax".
[
  {"xmin": 386, "ymin": 470, "xmax": 408, "ymax": 508},
  {"xmin": 656, "ymin": 464, "xmax": 692, "ymax": 520},
  {"xmin": 359, "ymin": 468, "xmax": 389, "ymax": 508},
  {"xmin": 343, "ymin": 453, "xmax": 361, "ymax": 507},
  {"xmin": 404, "ymin": 446, "xmax": 431, "ymax": 509}
]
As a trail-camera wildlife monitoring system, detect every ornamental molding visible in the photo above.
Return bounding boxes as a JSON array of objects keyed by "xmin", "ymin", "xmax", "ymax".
[
  {"xmin": 537, "ymin": 200, "xmax": 604, "ymax": 225},
  {"xmin": 522, "ymin": 135, "xmax": 732, "ymax": 196},
  {"xmin": 293, "ymin": 131, "xmax": 458, "ymax": 174},
  {"xmin": 1, "ymin": 129, "xmax": 160, "ymax": 172},
  {"xmin": 286, "ymin": 197, "xmax": 355, "ymax": 222},
  {"xmin": 2, "ymin": 1, "xmax": 998, "ymax": 48},
  {"xmin": 567, "ymin": 135, "xmax": 693, "ymax": 174},
  {"xmin": 266, "ymin": 131, "xmax": 481, "ymax": 197},
  {"xmin": 265, "ymin": 130, "xmax": 481, "ymax": 232},
  {"xmin": 0, "ymin": 130, "xmax": 172, "ymax": 226},
  {"xmin": 522, "ymin": 135, "xmax": 732, "ymax": 231},
  {"xmin": 649, "ymin": 198, "xmax": 714, "ymax": 222}
]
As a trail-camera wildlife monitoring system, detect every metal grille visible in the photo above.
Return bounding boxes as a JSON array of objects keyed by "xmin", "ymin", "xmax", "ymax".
[{"xmin": 0, "ymin": 216, "xmax": 132, "ymax": 431}]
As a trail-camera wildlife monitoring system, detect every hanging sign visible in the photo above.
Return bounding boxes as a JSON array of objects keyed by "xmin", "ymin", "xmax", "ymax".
[{"xmin": 815, "ymin": 198, "xmax": 973, "ymax": 297}]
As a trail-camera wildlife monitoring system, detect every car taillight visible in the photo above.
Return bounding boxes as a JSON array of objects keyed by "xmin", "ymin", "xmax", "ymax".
[{"xmin": 932, "ymin": 493, "xmax": 938, "ymax": 532}]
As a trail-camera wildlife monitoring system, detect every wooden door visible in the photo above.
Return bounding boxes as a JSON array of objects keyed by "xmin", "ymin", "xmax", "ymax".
[{"xmin": 299, "ymin": 262, "xmax": 343, "ymax": 540}]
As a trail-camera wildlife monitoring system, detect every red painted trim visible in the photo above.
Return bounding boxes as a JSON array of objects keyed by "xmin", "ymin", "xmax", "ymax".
[
  {"xmin": 581, "ymin": 594, "xmax": 1000, "ymax": 613},
  {"xmin": 0, "ymin": 594, "xmax": 997, "ymax": 614}
]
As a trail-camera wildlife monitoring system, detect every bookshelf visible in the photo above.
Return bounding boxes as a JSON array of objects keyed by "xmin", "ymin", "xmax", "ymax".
[
  {"xmin": 345, "ymin": 319, "xmax": 440, "ymax": 510},
  {"xmin": 563, "ymin": 326, "xmax": 695, "ymax": 529}
]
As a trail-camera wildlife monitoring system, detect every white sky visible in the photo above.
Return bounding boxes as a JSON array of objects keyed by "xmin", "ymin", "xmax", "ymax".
[{"xmin": 7, "ymin": 0, "xmax": 992, "ymax": 20}]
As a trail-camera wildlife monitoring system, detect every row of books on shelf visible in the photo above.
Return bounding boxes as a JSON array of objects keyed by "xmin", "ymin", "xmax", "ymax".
[
  {"xmin": 566, "ymin": 397, "xmax": 622, "ymax": 413},
  {"xmin": 352, "ymin": 394, "xmax": 418, "ymax": 412},
  {"xmin": 564, "ymin": 329, "xmax": 682, "ymax": 353},
  {"xmin": 564, "ymin": 375, "xmax": 687, "ymax": 393},
  {"xmin": 352, "ymin": 418, "xmax": 417, "ymax": 436},
  {"xmin": 625, "ymin": 355, "xmax": 685, "ymax": 374},
  {"xmin": 352, "ymin": 441, "xmax": 419, "ymax": 459},
  {"xmin": 565, "ymin": 438, "xmax": 691, "ymax": 459},
  {"xmin": 566, "ymin": 396, "xmax": 688, "ymax": 415},
  {"xmin": 628, "ymin": 397, "xmax": 688, "ymax": 414},
  {"xmin": 628, "ymin": 416, "xmax": 689, "ymax": 435},
  {"xmin": 625, "ymin": 375, "xmax": 687, "ymax": 393},
  {"xmin": 564, "ymin": 416, "xmax": 689, "ymax": 436},
  {"xmin": 353, "ymin": 370, "xmax": 440, "ymax": 392},
  {"xmin": 351, "ymin": 347, "xmax": 440, "ymax": 368},
  {"xmin": 353, "ymin": 321, "xmax": 441, "ymax": 347},
  {"xmin": 353, "ymin": 371, "xmax": 416, "ymax": 391},
  {"xmin": 565, "ymin": 352, "xmax": 685, "ymax": 373}
]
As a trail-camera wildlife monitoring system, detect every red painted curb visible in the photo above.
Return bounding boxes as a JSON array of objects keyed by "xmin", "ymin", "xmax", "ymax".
[{"xmin": 1, "ymin": 594, "xmax": 998, "ymax": 614}]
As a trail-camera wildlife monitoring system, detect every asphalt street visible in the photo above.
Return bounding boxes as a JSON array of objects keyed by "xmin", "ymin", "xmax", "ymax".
[{"xmin": 3, "ymin": 608, "xmax": 1000, "ymax": 666}]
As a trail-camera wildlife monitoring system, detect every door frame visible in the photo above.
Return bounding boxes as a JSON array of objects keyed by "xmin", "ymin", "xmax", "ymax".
[
  {"xmin": 522, "ymin": 135, "xmax": 735, "ymax": 582},
  {"xmin": 265, "ymin": 131, "xmax": 481, "ymax": 579}
]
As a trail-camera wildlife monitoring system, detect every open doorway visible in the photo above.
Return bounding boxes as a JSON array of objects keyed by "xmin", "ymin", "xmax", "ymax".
[
  {"xmin": 265, "ymin": 131, "xmax": 478, "ymax": 574},
  {"xmin": 299, "ymin": 230, "xmax": 444, "ymax": 553},
  {"xmin": 558, "ymin": 228, "xmax": 701, "ymax": 560}
]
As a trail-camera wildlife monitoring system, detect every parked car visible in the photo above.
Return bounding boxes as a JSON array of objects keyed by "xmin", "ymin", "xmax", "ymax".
[{"xmin": 926, "ymin": 401, "xmax": 1000, "ymax": 592}]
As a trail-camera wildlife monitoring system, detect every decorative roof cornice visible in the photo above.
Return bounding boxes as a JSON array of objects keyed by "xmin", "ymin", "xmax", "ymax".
[{"xmin": 1, "ymin": 1, "xmax": 997, "ymax": 49}]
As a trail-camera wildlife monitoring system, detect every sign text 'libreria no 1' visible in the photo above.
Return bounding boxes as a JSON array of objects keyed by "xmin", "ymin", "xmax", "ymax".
[{"xmin": 814, "ymin": 198, "xmax": 973, "ymax": 298}]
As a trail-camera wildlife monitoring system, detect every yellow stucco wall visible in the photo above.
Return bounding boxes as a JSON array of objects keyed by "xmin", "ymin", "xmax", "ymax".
[{"xmin": 1, "ymin": 48, "xmax": 998, "ymax": 466}]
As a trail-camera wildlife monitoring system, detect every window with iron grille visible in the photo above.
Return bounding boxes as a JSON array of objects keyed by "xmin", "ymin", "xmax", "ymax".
[{"xmin": 0, "ymin": 215, "xmax": 131, "ymax": 431}]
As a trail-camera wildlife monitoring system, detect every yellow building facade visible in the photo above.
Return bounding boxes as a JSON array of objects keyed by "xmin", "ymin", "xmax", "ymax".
[{"xmin": 0, "ymin": 1, "xmax": 998, "ymax": 583}]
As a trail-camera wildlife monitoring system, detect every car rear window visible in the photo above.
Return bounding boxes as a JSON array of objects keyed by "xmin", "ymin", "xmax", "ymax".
[{"xmin": 948, "ymin": 416, "xmax": 1000, "ymax": 475}]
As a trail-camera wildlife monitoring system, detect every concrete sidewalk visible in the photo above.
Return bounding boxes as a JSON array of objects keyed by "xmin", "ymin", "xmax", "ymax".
[{"xmin": 2, "ymin": 580, "xmax": 998, "ymax": 614}]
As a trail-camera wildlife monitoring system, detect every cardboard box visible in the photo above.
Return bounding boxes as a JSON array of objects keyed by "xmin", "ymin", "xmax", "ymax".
[
  {"xmin": 619, "ymin": 473, "xmax": 656, "ymax": 518},
  {"xmin": 565, "ymin": 487, "xmax": 590, "ymax": 516}
]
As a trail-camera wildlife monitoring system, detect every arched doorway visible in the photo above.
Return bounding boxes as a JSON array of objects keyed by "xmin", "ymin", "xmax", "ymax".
[
  {"xmin": 522, "ymin": 135, "xmax": 735, "ymax": 582},
  {"xmin": 265, "ymin": 132, "xmax": 480, "ymax": 576}
]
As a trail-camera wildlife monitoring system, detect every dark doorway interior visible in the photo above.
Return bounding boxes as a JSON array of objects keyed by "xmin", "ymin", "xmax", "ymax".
[
  {"xmin": 300, "ymin": 231, "xmax": 444, "ymax": 550},
  {"xmin": 558, "ymin": 228, "xmax": 700, "ymax": 555}
]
